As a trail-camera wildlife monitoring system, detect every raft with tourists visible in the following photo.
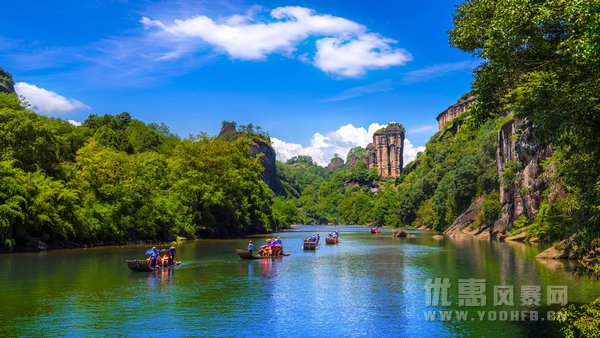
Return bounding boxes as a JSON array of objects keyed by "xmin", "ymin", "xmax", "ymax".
[
  {"xmin": 303, "ymin": 234, "xmax": 320, "ymax": 250},
  {"xmin": 370, "ymin": 227, "xmax": 381, "ymax": 234},
  {"xmin": 126, "ymin": 259, "xmax": 181, "ymax": 271},
  {"xmin": 325, "ymin": 237, "xmax": 338, "ymax": 244},
  {"xmin": 237, "ymin": 237, "xmax": 289, "ymax": 260},
  {"xmin": 127, "ymin": 246, "xmax": 180, "ymax": 271},
  {"xmin": 325, "ymin": 230, "xmax": 339, "ymax": 244}
]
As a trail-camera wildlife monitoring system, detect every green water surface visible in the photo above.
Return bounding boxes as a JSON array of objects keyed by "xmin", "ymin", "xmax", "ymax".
[{"xmin": 0, "ymin": 226, "xmax": 598, "ymax": 337}]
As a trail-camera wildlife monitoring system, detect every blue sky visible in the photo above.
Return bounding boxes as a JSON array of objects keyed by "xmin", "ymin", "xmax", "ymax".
[{"xmin": 0, "ymin": 0, "xmax": 478, "ymax": 165}]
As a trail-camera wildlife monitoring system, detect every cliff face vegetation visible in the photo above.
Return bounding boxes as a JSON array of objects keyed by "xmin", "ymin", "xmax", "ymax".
[{"xmin": 449, "ymin": 0, "xmax": 599, "ymax": 276}]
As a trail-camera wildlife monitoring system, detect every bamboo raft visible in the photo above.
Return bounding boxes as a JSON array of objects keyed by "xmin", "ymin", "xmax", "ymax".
[
  {"xmin": 126, "ymin": 259, "xmax": 181, "ymax": 272},
  {"xmin": 325, "ymin": 237, "xmax": 339, "ymax": 244},
  {"xmin": 236, "ymin": 249, "xmax": 289, "ymax": 260},
  {"xmin": 303, "ymin": 241, "xmax": 318, "ymax": 250}
]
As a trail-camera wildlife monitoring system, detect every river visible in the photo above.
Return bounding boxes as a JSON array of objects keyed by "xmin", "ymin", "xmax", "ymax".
[{"xmin": 1, "ymin": 226, "xmax": 598, "ymax": 337}]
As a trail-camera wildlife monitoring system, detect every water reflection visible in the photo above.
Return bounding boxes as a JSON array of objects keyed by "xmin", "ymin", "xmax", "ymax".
[
  {"xmin": 146, "ymin": 268, "xmax": 174, "ymax": 288},
  {"xmin": 1, "ymin": 226, "xmax": 599, "ymax": 337}
]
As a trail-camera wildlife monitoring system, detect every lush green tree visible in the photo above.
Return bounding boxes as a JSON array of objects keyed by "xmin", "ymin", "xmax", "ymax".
[
  {"xmin": 450, "ymin": 0, "xmax": 600, "ymax": 266},
  {"xmin": 557, "ymin": 296, "xmax": 600, "ymax": 338},
  {"xmin": 169, "ymin": 136, "xmax": 274, "ymax": 237},
  {"xmin": 0, "ymin": 160, "xmax": 81, "ymax": 248}
]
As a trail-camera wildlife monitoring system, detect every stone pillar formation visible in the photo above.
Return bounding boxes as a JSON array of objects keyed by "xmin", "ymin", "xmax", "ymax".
[{"xmin": 366, "ymin": 123, "xmax": 405, "ymax": 178}]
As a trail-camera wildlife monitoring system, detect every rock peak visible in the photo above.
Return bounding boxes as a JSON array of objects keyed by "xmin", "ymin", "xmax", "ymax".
[
  {"xmin": 0, "ymin": 67, "xmax": 15, "ymax": 94},
  {"xmin": 366, "ymin": 123, "xmax": 405, "ymax": 178}
]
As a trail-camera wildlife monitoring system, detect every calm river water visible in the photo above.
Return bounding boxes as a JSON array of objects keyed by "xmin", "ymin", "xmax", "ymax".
[{"xmin": 1, "ymin": 226, "xmax": 599, "ymax": 337}]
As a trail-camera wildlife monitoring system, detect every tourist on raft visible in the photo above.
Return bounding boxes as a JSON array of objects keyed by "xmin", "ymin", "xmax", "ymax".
[
  {"xmin": 305, "ymin": 234, "xmax": 319, "ymax": 243},
  {"xmin": 248, "ymin": 240, "xmax": 254, "ymax": 254},
  {"xmin": 149, "ymin": 247, "xmax": 158, "ymax": 268},
  {"xmin": 272, "ymin": 237, "xmax": 283, "ymax": 256},
  {"xmin": 146, "ymin": 246, "xmax": 178, "ymax": 268},
  {"xmin": 169, "ymin": 245, "xmax": 176, "ymax": 265},
  {"xmin": 162, "ymin": 251, "xmax": 171, "ymax": 267},
  {"xmin": 258, "ymin": 238, "xmax": 285, "ymax": 256}
]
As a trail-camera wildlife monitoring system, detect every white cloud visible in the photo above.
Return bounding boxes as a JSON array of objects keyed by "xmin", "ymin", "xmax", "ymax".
[
  {"xmin": 320, "ymin": 80, "xmax": 393, "ymax": 102},
  {"xmin": 14, "ymin": 82, "xmax": 90, "ymax": 114},
  {"xmin": 272, "ymin": 123, "xmax": 383, "ymax": 166},
  {"xmin": 67, "ymin": 120, "xmax": 82, "ymax": 126},
  {"xmin": 402, "ymin": 60, "xmax": 480, "ymax": 83},
  {"xmin": 142, "ymin": 6, "xmax": 410, "ymax": 77},
  {"xmin": 314, "ymin": 34, "xmax": 411, "ymax": 77},
  {"xmin": 272, "ymin": 122, "xmax": 424, "ymax": 166},
  {"xmin": 403, "ymin": 138, "xmax": 426, "ymax": 165}
]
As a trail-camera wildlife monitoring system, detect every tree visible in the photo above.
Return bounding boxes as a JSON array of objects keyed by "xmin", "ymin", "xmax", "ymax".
[{"xmin": 450, "ymin": 0, "xmax": 600, "ymax": 272}]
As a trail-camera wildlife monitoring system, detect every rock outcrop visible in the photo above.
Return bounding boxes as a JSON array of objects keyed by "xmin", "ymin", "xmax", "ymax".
[
  {"xmin": 249, "ymin": 138, "xmax": 281, "ymax": 194},
  {"xmin": 327, "ymin": 156, "xmax": 344, "ymax": 172},
  {"xmin": 536, "ymin": 246, "xmax": 569, "ymax": 259},
  {"xmin": 436, "ymin": 96, "xmax": 475, "ymax": 131},
  {"xmin": 217, "ymin": 122, "xmax": 282, "ymax": 194},
  {"xmin": 366, "ymin": 124, "xmax": 405, "ymax": 178},
  {"xmin": 344, "ymin": 146, "xmax": 367, "ymax": 169},
  {"xmin": 0, "ymin": 67, "xmax": 15, "ymax": 94},
  {"xmin": 493, "ymin": 118, "xmax": 552, "ymax": 234},
  {"xmin": 444, "ymin": 196, "xmax": 491, "ymax": 239},
  {"xmin": 344, "ymin": 153, "xmax": 364, "ymax": 169},
  {"xmin": 445, "ymin": 118, "xmax": 553, "ymax": 239}
]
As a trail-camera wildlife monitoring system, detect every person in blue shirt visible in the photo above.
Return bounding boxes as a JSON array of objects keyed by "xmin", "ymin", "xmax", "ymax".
[
  {"xmin": 150, "ymin": 247, "xmax": 158, "ymax": 268},
  {"xmin": 169, "ymin": 246, "xmax": 176, "ymax": 265},
  {"xmin": 316, "ymin": 233, "xmax": 320, "ymax": 243},
  {"xmin": 248, "ymin": 240, "xmax": 254, "ymax": 254}
]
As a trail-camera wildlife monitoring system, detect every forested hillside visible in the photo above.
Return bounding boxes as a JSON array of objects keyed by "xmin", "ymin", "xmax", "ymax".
[{"xmin": 0, "ymin": 75, "xmax": 292, "ymax": 251}]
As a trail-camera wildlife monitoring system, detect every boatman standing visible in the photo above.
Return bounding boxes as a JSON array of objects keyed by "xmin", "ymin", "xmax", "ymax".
[
  {"xmin": 169, "ymin": 245, "xmax": 176, "ymax": 265},
  {"xmin": 248, "ymin": 240, "xmax": 254, "ymax": 254},
  {"xmin": 150, "ymin": 246, "xmax": 158, "ymax": 268}
]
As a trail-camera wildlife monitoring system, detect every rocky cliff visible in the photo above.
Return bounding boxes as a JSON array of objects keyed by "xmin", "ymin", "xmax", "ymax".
[
  {"xmin": 492, "ymin": 118, "xmax": 552, "ymax": 235},
  {"xmin": 366, "ymin": 124, "xmax": 405, "ymax": 178},
  {"xmin": 217, "ymin": 123, "xmax": 282, "ymax": 194},
  {"xmin": 345, "ymin": 152, "xmax": 364, "ymax": 169},
  {"xmin": 444, "ymin": 117, "xmax": 553, "ymax": 239},
  {"xmin": 327, "ymin": 156, "xmax": 344, "ymax": 172},
  {"xmin": 0, "ymin": 67, "xmax": 15, "ymax": 94},
  {"xmin": 436, "ymin": 96, "xmax": 475, "ymax": 131},
  {"xmin": 444, "ymin": 196, "xmax": 489, "ymax": 239},
  {"xmin": 249, "ymin": 138, "xmax": 281, "ymax": 194}
]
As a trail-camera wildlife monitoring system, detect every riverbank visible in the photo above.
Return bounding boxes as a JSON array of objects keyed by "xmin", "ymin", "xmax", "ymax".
[{"xmin": 0, "ymin": 237, "xmax": 186, "ymax": 254}]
